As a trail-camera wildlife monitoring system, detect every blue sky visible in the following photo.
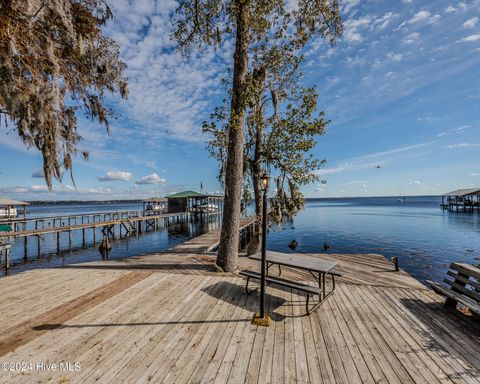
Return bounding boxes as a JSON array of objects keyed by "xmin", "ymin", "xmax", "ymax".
[{"xmin": 1, "ymin": 0, "xmax": 480, "ymax": 200}]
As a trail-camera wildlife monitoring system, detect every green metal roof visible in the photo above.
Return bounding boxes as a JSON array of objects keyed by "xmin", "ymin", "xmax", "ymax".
[
  {"xmin": 166, "ymin": 191, "xmax": 206, "ymax": 198},
  {"xmin": 0, "ymin": 224, "xmax": 12, "ymax": 232}
]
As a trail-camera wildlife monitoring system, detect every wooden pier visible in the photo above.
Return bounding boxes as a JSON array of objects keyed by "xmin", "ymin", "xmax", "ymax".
[
  {"xmin": 0, "ymin": 222, "xmax": 478, "ymax": 383},
  {"xmin": 0, "ymin": 210, "xmax": 222, "ymax": 272}
]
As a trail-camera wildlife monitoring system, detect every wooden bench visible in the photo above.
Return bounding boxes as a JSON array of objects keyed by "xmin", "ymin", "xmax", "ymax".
[
  {"xmin": 239, "ymin": 269, "xmax": 338, "ymax": 315},
  {"xmin": 427, "ymin": 262, "xmax": 480, "ymax": 317}
]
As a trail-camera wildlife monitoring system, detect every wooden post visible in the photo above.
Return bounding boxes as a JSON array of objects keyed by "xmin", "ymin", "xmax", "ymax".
[
  {"xmin": 24, "ymin": 236, "xmax": 28, "ymax": 260},
  {"xmin": 37, "ymin": 235, "xmax": 41, "ymax": 258},
  {"xmin": 57, "ymin": 232, "xmax": 60, "ymax": 253},
  {"xmin": 391, "ymin": 256, "xmax": 399, "ymax": 271},
  {"xmin": 6, "ymin": 246, "xmax": 10, "ymax": 274},
  {"xmin": 4, "ymin": 246, "xmax": 10, "ymax": 275},
  {"xmin": 93, "ymin": 227, "xmax": 96, "ymax": 244},
  {"xmin": 68, "ymin": 230, "xmax": 72, "ymax": 250},
  {"xmin": 82, "ymin": 228, "xmax": 86, "ymax": 247}
]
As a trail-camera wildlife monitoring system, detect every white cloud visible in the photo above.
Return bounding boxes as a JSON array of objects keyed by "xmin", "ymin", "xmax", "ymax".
[
  {"xmin": 397, "ymin": 10, "xmax": 441, "ymax": 29},
  {"xmin": 417, "ymin": 115, "xmax": 439, "ymax": 122},
  {"xmin": 317, "ymin": 166, "xmax": 346, "ymax": 176},
  {"xmin": 98, "ymin": 171, "xmax": 132, "ymax": 182},
  {"xmin": 436, "ymin": 125, "xmax": 470, "ymax": 137},
  {"xmin": 135, "ymin": 173, "xmax": 166, "ymax": 185},
  {"xmin": 403, "ymin": 32, "xmax": 420, "ymax": 44},
  {"xmin": 410, "ymin": 11, "xmax": 431, "ymax": 23},
  {"xmin": 342, "ymin": 0, "xmax": 360, "ymax": 14},
  {"xmin": 0, "ymin": 186, "xmax": 29, "ymax": 193},
  {"xmin": 316, "ymin": 142, "xmax": 433, "ymax": 176},
  {"xmin": 30, "ymin": 185, "xmax": 51, "ymax": 192},
  {"xmin": 469, "ymin": 173, "xmax": 480, "ymax": 176},
  {"xmin": 458, "ymin": 2, "xmax": 468, "ymax": 11},
  {"xmin": 409, "ymin": 181, "xmax": 422, "ymax": 185},
  {"xmin": 343, "ymin": 55, "xmax": 366, "ymax": 66},
  {"xmin": 463, "ymin": 17, "xmax": 478, "ymax": 29},
  {"xmin": 314, "ymin": 185, "xmax": 325, "ymax": 192},
  {"xmin": 102, "ymin": 1, "xmax": 231, "ymax": 143},
  {"xmin": 444, "ymin": 3, "xmax": 468, "ymax": 14},
  {"xmin": 444, "ymin": 5, "xmax": 458, "ymax": 13},
  {"xmin": 373, "ymin": 12, "xmax": 397, "ymax": 30},
  {"xmin": 343, "ymin": 16, "xmax": 373, "ymax": 43},
  {"xmin": 428, "ymin": 14, "xmax": 442, "ymax": 24},
  {"xmin": 31, "ymin": 169, "xmax": 44, "ymax": 178},
  {"xmin": 447, "ymin": 143, "xmax": 480, "ymax": 148},
  {"xmin": 0, "ymin": 185, "xmax": 113, "ymax": 195},
  {"xmin": 386, "ymin": 52, "xmax": 403, "ymax": 61},
  {"xmin": 457, "ymin": 34, "xmax": 480, "ymax": 43}
]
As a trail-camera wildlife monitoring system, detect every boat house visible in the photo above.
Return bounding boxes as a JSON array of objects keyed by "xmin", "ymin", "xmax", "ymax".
[
  {"xmin": 441, "ymin": 188, "xmax": 480, "ymax": 211},
  {"xmin": 142, "ymin": 197, "xmax": 168, "ymax": 215},
  {"xmin": 0, "ymin": 198, "xmax": 29, "ymax": 220},
  {"xmin": 166, "ymin": 191, "xmax": 223, "ymax": 214}
]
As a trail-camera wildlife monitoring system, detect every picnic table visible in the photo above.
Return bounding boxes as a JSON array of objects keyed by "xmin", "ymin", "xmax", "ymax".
[{"xmin": 240, "ymin": 251, "xmax": 341, "ymax": 315}]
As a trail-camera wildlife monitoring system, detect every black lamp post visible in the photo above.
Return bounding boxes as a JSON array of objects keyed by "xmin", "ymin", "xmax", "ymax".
[{"xmin": 252, "ymin": 172, "xmax": 272, "ymax": 326}]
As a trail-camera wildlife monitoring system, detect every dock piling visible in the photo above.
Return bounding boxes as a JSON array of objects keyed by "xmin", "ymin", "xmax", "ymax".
[{"xmin": 37, "ymin": 235, "xmax": 41, "ymax": 258}]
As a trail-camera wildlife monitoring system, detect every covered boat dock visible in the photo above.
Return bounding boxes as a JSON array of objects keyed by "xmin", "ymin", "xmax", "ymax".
[
  {"xmin": 0, "ymin": 198, "xmax": 29, "ymax": 221},
  {"xmin": 166, "ymin": 191, "xmax": 223, "ymax": 214},
  {"xmin": 142, "ymin": 197, "xmax": 168, "ymax": 215},
  {"xmin": 441, "ymin": 188, "xmax": 480, "ymax": 211}
]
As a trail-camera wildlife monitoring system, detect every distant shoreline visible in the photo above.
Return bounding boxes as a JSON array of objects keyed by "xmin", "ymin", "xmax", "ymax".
[
  {"xmin": 23, "ymin": 195, "xmax": 442, "ymax": 204},
  {"xmin": 25, "ymin": 199, "xmax": 144, "ymax": 205}
]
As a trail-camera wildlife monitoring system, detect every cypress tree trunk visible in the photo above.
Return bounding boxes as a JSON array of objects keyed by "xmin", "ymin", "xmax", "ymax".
[{"xmin": 216, "ymin": 0, "xmax": 249, "ymax": 272}]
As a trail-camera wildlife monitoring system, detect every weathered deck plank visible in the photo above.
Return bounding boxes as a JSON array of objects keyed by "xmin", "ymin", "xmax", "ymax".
[{"xmin": 0, "ymin": 222, "xmax": 479, "ymax": 384}]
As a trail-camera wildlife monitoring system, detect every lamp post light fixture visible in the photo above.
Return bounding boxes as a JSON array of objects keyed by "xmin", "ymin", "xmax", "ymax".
[{"xmin": 252, "ymin": 172, "xmax": 272, "ymax": 327}]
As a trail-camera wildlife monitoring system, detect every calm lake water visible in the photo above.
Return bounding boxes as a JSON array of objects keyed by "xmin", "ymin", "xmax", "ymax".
[
  {"xmin": 267, "ymin": 196, "xmax": 480, "ymax": 283},
  {"xmin": 3, "ymin": 196, "xmax": 480, "ymax": 283}
]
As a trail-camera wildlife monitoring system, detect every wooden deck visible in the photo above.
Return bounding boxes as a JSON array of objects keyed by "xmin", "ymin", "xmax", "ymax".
[{"xmin": 0, "ymin": 223, "xmax": 479, "ymax": 383}]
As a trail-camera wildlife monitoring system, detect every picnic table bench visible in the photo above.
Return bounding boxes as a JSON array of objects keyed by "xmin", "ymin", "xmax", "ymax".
[
  {"xmin": 240, "ymin": 251, "xmax": 341, "ymax": 315},
  {"xmin": 427, "ymin": 262, "xmax": 480, "ymax": 317}
]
